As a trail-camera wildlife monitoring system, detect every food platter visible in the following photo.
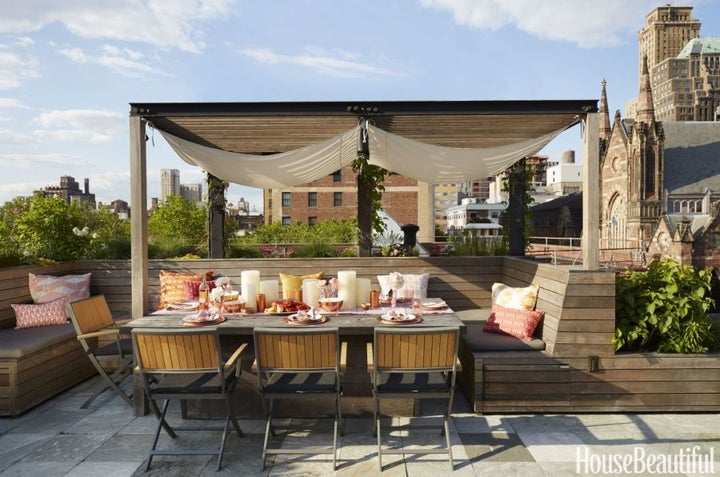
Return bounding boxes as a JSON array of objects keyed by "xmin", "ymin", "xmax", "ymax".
[
  {"xmin": 376, "ymin": 312, "xmax": 421, "ymax": 325},
  {"xmin": 265, "ymin": 311, "xmax": 295, "ymax": 316},
  {"xmin": 283, "ymin": 314, "xmax": 328, "ymax": 326}
]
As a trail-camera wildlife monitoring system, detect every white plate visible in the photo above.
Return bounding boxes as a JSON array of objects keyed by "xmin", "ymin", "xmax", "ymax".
[
  {"xmin": 421, "ymin": 301, "xmax": 447, "ymax": 309},
  {"xmin": 381, "ymin": 313, "xmax": 416, "ymax": 322},
  {"xmin": 182, "ymin": 314, "xmax": 220, "ymax": 323},
  {"xmin": 167, "ymin": 301, "xmax": 199, "ymax": 311},
  {"xmin": 287, "ymin": 313, "xmax": 323, "ymax": 323}
]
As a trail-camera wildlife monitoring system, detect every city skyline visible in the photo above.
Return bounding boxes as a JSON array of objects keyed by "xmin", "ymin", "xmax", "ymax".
[{"xmin": 1, "ymin": 1, "xmax": 719, "ymax": 210}]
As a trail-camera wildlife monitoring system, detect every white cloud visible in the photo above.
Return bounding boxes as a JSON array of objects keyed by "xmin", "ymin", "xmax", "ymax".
[
  {"xmin": 0, "ymin": 152, "xmax": 86, "ymax": 170},
  {"xmin": 60, "ymin": 44, "xmax": 168, "ymax": 78},
  {"xmin": 240, "ymin": 47, "xmax": 400, "ymax": 78},
  {"xmin": 32, "ymin": 109, "xmax": 125, "ymax": 143},
  {"xmin": 0, "ymin": 50, "xmax": 39, "ymax": 89},
  {"xmin": 0, "ymin": 97, "xmax": 28, "ymax": 108},
  {"xmin": 0, "ymin": 0, "xmax": 237, "ymax": 53},
  {"xmin": 418, "ymin": 0, "xmax": 659, "ymax": 48},
  {"xmin": 0, "ymin": 128, "xmax": 33, "ymax": 145}
]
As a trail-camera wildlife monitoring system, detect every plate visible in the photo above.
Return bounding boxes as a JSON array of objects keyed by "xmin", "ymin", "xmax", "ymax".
[
  {"xmin": 377, "ymin": 313, "xmax": 421, "ymax": 325},
  {"xmin": 379, "ymin": 297, "xmax": 412, "ymax": 305},
  {"xmin": 420, "ymin": 301, "xmax": 447, "ymax": 310},
  {"xmin": 167, "ymin": 301, "xmax": 199, "ymax": 311},
  {"xmin": 182, "ymin": 315, "xmax": 226, "ymax": 326},
  {"xmin": 283, "ymin": 314, "xmax": 328, "ymax": 326}
]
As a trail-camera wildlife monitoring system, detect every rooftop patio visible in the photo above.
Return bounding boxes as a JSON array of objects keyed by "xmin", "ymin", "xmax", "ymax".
[{"xmin": 2, "ymin": 373, "xmax": 719, "ymax": 476}]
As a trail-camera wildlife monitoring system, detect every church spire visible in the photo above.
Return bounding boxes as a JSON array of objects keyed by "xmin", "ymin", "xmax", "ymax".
[
  {"xmin": 599, "ymin": 78, "xmax": 612, "ymax": 141},
  {"xmin": 636, "ymin": 55, "xmax": 655, "ymax": 123}
]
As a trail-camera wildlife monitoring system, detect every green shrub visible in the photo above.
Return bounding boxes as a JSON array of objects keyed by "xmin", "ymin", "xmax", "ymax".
[
  {"xmin": 614, "ymin": 258, "xmax": 720, "ymax": 353},
  {"xmin": 450, "ymin": 234, "xmax": 508, "ymax": 256},
  {"xmin": 294, "ymin": 241, "xmax": 339, "ymax": 258},
  {"xmin": 226, "ymin": 242, "xmax": 263, "ymax": 258},
  {"xmin": 148, "ymin": 238, "xmax": 202, "ymax": 259}
]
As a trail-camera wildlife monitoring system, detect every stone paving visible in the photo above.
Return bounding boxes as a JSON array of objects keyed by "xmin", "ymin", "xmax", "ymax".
[{"xmin": 2, "ymin": 375, "xmax": 720, "ymax": 476}]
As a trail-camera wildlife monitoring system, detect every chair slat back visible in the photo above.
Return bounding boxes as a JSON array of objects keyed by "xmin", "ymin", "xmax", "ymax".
[
  {"xmin": 134, "ymin": 330, "xmax": 220, "ymax": 372},
  {"xmin": 254, "ymin": 329, "xmax": 338, "ymax": 370},
  {"xmin": 375, "ymin": 327, "xmax": 459, "ymax": 370},
  {"xmin": 69, "ymin": 295, "xmax": 115, "ymax": 335}
]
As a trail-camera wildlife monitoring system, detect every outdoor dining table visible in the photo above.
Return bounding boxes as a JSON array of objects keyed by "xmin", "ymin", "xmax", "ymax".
[{"xmin": 120, "ymin": 301, "xmax": 466, "ymax": 416}]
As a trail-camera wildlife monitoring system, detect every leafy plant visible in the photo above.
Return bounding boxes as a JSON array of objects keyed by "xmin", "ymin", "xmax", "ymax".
[
  {"xmin": 450, "ymin": 233, "xmax": 508, "ymax": 256},
  {"xmin": 614, "ymin": 258, "xmax": 719, "ymax": 353}
]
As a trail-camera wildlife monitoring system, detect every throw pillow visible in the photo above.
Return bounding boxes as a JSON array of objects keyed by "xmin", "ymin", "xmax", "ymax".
[
  {"xmin": 12, "ymin": 298, "xmax": 69, "ymax": 329},
  {"xmin": 279, "ymin": 272, "xmax": 323, "ymax": 300},
  {"xmin": 491, "ymin": 282, "xmax": 539, "ymax": 311},
  {"xmin": 183, "ymin": 280, "xmax": 216, "ymax": 301},
  {"xmin": 28, "ymin": 273, "xmax": 91, "ymax": 304},
  {"xmin": 158, "ymin": 270, "xmax": 212, "ymax": 310},
  {"xmin": 377, "ymin": 273, "xmax": 430, "ymax": 299},
  {"xmin": 483, "ymin": 303, "xmax": 544, "ymax": 340}
]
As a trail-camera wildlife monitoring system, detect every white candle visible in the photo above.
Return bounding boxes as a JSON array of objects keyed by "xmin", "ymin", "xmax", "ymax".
[
  {"xmin": 259, "ymin": 279, "xmax": 279, "ymax": 303},
  {"xmin": 242, "ymin": 282, "xmax": 256, "ymax": 311},
  {"xmin": 302, "ymin": 279, "xmax": 321, "ymax": 307},
  {"xmin": 240, "ymin": 270, "xmax": 260, "ymax": 291},
  {"xmin": 356, "ymin": 278, "xmax": 371, "ymax": 305},
  {"xmin": 337, "ymin": 270, "xmax": 356, "ymax": 310}
]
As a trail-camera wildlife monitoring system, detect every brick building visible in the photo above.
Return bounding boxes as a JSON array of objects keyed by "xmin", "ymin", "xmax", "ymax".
[
  {"xmin": 41, "ymin": 176, "xmax": 96, "ymax": 207},
  {"xmin": 264, "ymin": 164, "xmax": 421, "ymax": 227}
]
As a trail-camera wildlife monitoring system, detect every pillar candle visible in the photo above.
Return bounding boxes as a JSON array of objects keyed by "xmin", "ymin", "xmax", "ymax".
[
  {"xmin": 259, "ymin": 279, "xmax": 279, "ymax": 303},
  {"xmin": 337, "ymin": 270, "xmax": 356, "ymax": 310},
  {"xmin": 242, "ymin": 282, "xmax": 256, "ymax": 311},
  {"xmin": 356, "ymin": 278, "xmax": 371, "ymax": 306},
  {"xmin": 240, "ymin": 270, "xmax": 260, "ymax": 291},
  {"xmin": 302, "ymin": 279, "xmax": 321, "ymax": 307}
]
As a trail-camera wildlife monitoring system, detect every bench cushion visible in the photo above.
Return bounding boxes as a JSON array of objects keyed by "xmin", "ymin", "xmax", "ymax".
[
  {"xmin": 462, "ymin": 322, "xmax": 546, "ymax": 351},
  {"xmin": 0, "ymin": 323, "xmax": 78, "ymax": 359}
]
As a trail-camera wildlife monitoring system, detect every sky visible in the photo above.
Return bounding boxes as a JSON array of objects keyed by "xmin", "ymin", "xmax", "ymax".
[{"xmin": 1, "ymin": 0, "xmax": 719, "ymax": 212}]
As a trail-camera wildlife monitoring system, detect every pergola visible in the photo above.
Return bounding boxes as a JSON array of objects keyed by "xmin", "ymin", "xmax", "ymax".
[{"xmin": 129, "ymin": 100, "xmax": 600, "ymax": 317}]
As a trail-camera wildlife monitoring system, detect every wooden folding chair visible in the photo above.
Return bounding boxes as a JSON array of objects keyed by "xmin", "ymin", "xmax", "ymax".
[
  {"xmin": 253, "ymin": 327, "xmax": 346, "ymax": 470},
  {"xmin": 132, "ymin": 328, "xmax": 247, "ymax": 471},
  {"xmin": 68, "ymin": 295, "xmax": 133, "ymax": 409},
  {"xmin": 368, "ymin": 326, "xmax": 460, "ymax": 471}
]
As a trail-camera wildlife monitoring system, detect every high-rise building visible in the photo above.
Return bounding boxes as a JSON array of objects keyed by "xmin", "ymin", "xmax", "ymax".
[
  {"xmin": 627, "ymin": 5, "xmax": 719, "ymax": 122},
  {"xmin": 160, "ymin": 169, "xmax": 180, "ymax": 202}
]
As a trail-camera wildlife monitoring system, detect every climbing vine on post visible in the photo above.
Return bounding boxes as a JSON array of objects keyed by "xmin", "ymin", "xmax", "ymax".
[
  {"xmin": 206, "ymin": 172, "xmax": 228, "ymax": 258},
  {"xmin": 353, "ymin": 153, "xmax": 389, "ymax": 256}
]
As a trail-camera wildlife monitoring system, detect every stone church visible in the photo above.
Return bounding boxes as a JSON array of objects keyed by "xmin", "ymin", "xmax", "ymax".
[{"xmin": 599, "ymin": 58, "xmax": 720, "ymax": 270}]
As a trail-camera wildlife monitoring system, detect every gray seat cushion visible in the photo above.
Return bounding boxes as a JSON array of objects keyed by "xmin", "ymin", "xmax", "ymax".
[
  {"xmin": 0, "ymin": 323, "xmax": 78, "ymax": 359},
  {"xmin": 462, "ymin": 322, "xmax": 546, "ymax": 352}
]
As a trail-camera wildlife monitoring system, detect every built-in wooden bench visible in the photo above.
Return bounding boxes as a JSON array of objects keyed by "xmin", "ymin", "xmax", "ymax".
[
  {"xmin": 0, "ymin": 263, "xmax": 96, "ymax": 416},
  {"xmin": 4, "ymin": 255, "xmax": 720, "ymax": 414}
]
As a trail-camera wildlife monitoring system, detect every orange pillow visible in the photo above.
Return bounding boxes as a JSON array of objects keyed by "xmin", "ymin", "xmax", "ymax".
[{"xmin": 158, "ymin": 270, "xmax": 212, "ymax": 309}]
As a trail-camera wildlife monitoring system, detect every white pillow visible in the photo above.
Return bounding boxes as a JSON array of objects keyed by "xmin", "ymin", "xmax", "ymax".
[{"xmin": 377, "ymin": 273, "xmax": 429, "ymax": 299}]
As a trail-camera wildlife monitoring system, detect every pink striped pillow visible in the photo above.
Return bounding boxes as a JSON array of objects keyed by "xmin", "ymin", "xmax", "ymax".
[
  {"xmin": 29, "ymin": 273, "xmax": 91, "ymax": 304},
  {"xmin": 12, "ymin": 298, "xmax": 68, "ymax": 329},
  {"xmin": 483, "ymin": 303, "xmax": 544, "ymax": 341}
]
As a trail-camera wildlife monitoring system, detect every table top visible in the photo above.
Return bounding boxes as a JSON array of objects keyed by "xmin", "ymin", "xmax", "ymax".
[{"xmin": 121, "ymin": 307, "xmax": 466, "ymax": 336}]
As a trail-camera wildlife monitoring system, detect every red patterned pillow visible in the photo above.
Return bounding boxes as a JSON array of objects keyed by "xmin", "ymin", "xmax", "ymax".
[
  {"xmin": 29, "ymin": 273, "xmax": 91, "ymax": 304},
  {"xmin": 183, "ymin": 280, "xmax": 216, "ymax": 300},
  {"xmin": 483, "ymin": 303, "xmax": 544, "ymax": 340},
  {"xmin": 158, "ymin": 270, "xmax": 212, "ymax": 309},
  {"xmin": 12, "ymin": 298, "xmax": 68, "ymax": 329}
]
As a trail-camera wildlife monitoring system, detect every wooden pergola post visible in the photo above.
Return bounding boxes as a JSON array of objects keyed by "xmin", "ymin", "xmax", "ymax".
[
  {"xmin": 129, "ymin": 116, "xmax": 148, "ymax": 317},
  {"xmin": 582, "ymin": 112, "xmax": 600, "ymax": 270}
]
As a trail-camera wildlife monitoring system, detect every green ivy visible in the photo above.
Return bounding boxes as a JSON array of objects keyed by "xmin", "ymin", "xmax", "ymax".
[
  {"xmin": 614, "ymin": 258, "xmax": 720, "ymax": 353},
  {"xmin": 352, "ymin": 153, "xmax": 388, "ymax": 234}
]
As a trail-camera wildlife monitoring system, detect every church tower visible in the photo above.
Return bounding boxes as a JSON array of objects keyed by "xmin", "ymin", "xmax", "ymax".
[{"xmin": 626, "ymin": 56, "xmax": 664, "ymax": 245}]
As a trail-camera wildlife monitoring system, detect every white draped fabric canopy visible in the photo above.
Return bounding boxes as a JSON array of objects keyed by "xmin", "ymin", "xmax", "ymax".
[{"xmin": 157, "ymin": 122, "xmax": 572, "ymax": 187}]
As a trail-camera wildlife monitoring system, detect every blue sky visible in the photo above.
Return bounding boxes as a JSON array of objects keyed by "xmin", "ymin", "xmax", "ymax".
[{"xmin": 1, "ymin": 0, "xmax": 719, "ymax": 211}]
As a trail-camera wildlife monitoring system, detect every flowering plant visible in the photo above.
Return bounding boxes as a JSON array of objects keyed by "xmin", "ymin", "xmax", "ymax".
[
  {"xmin": 317, "ymin": 278, "xmax": 339, "ymax": 299},
  {"xmin": 389, "ymin": 271, "xmax": 404, "ymax": 290}
]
